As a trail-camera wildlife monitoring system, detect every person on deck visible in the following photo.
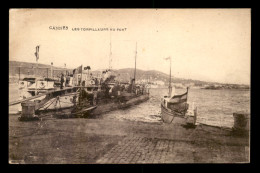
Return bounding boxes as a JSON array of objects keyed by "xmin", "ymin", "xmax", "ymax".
[
  {"xmin": 60, "ymin": 73, "xmax": 64, "ymax": 89},
  {"xmin": 63, "ymin": 74, "xmax": 66, "ymax": 87},
  {"xmin": 66, "ymin": 73, "xmax": 70, "ymax": 86},
  {"xmin": 128, "ymin": 79, "xmax": 136, "ymax": 93},
  {"xmin": 112, "ymin": 82, "xmax": 121, "ymax": 98}
]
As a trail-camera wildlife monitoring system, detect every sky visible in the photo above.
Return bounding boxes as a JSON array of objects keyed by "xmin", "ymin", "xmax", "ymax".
[{"xmin": 9, "ymin": 9, "xmax": 251, "ymax": 84}]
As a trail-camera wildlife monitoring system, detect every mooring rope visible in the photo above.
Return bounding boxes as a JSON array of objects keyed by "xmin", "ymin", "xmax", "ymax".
[{"xmin": 43, "ymin": 98, "xmax": 57, "ymax": 110}]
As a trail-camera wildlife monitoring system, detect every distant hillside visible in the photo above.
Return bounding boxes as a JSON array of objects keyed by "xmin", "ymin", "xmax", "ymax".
[
  {"xmin": 9, "ymin": 61, "xmax": 73, "ymax": 81},
  {"xmin": 9, "ymin": 61, "xmax": 71, "ymax": 70},
  {"xmin": 109, "ymin": 68, "xmax": 212, "ymax": 86},
  {"xmin": 93, "ymin": 68, "xmax": 249, "ymax": 89},
  {"xmin": 9, "ymin": 61, "xmax": 249, "ymax": 89}
]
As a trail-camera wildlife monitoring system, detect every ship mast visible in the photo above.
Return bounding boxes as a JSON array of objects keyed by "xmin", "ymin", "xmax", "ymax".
[
  {"xmin": 109, "ymin": 31, "xmax": 112, "ymax": 70},
  {"xmin": 168, "ymin": 57, "xmax": 172, "ymax": 97},
  {"xmin": 134, "ymin": 42, "xmax": 137, "ymax": 81},
  {"xmin": 131, "ymin": 42, "xmax": 137, "ymax": 92},
  {"xmin": 34, "ymin": 45, "xmax": 40, "ymax": 95},
  {"xmin": 34, "ymin": 45, "xmax": 40, "ymax": 77}
]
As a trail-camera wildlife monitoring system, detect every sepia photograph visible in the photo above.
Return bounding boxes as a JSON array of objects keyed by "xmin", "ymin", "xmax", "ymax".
[{"xmin": 9, "ymin": 8, "xmax": 250, "ymax": 164}]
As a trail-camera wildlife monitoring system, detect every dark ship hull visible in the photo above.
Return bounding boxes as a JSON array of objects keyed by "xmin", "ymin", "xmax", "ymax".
[{"xmin": 35, "ymin": 90, "xmax": 150, "ymax": 119}]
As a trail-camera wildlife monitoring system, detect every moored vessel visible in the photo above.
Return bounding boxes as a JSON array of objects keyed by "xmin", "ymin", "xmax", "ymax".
[
  {"xmin": 9, "ymin": 42, "xmax": 150, "ymax": 120},
  {"xmin": 161, "ymin": 57, "xmax": 197, "ymax": 124}
]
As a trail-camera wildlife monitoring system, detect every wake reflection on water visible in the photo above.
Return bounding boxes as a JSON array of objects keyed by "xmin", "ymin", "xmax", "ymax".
[{"xmin": 101, "ymin": 95, "xmax": 163, "ymax": 123}]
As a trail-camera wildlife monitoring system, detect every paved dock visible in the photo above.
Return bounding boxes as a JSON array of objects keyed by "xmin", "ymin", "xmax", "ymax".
[{"xmin": 9, "ymin": 115, "xmax": 249, "ymax": 164}]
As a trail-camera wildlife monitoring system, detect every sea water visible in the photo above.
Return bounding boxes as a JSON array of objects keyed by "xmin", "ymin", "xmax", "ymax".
[{"xmin": 102, "ymin": 88, "xmax": 250, "ymax": 128}]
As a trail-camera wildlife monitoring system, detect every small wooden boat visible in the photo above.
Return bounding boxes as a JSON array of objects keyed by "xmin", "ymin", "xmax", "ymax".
[
  {"xmin": 161, "ymin": 87, "xmax": 189, "ymax": 123},
  {"xmin": 160, "ymin": 56, "xmax": 195, "ymax": 124}
]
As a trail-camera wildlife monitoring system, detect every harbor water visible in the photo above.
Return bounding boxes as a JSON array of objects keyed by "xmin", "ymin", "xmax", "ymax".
[
  {"xmin": 9, "ymin": 84, "xmax": 250, "ymax": 128},
  {"xmin": 102, "ymin": 88, "xmax": 250, "ymax": 128}
]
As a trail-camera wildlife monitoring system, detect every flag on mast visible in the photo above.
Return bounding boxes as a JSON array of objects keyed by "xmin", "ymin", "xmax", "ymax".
[
  {"xmin": 164, "ymin": 57, "xmax": 170, "ymax": 60},
  {"xmin": 35, "ymin": 45, "xmax": 40, "ymax": 62}
]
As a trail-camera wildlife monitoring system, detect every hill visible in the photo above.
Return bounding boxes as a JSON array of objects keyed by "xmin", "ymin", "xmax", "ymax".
[
  {"xmin": 9, "ymin": 61, "xmax": 72, "ymax": 76},
  {"xmin": 9, "ymin": 61, "xmax": 72, "ymax": 70},
  {"xmin": 9, "ymin": 61, "xmax": 250, "ymax": 89},
  {"xmin": 109, "ymin": 68, "xmax": 212, "ymax": 86},
  {"xmin": 9, "ymin": 61, "xmax": 73, "ymax": 83}
]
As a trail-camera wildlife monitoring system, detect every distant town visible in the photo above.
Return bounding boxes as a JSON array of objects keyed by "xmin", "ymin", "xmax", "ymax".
[
  {"xmin": 141, "ymin": 80, "xmax": 250, "ymax": 90},
  {"xmin": 135, "ymin": 77, "xmax": 250, "ymax": 90}
]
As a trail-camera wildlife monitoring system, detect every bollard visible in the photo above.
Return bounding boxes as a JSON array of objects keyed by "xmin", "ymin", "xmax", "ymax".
[
  {"xmin": 233, "ymin": 112, "xmax": 250, "ymax": 134},
  {"xmin": 185, "ymin": 106, "xmax": 197, "ymax": 127},
  {"xmin": 19, "ymin": 101, "xmax": 39, "ymax": 121}
]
